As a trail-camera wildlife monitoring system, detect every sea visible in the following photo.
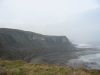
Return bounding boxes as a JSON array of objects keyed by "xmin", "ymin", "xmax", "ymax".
[{"xmin": 67, "ymin": 43, "xmax": 100, "ymax": 69}]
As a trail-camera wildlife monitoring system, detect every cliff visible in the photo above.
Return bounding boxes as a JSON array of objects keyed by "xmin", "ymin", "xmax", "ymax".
[{"xmin": 0, "ymin": 28, "xmax": 75, "ymax": 64}]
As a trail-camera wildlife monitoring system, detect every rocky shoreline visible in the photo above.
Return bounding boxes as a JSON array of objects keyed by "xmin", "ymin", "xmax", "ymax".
[{"xmin": 67, "ymin": 47, "xmax": 100, "ymax": 69}]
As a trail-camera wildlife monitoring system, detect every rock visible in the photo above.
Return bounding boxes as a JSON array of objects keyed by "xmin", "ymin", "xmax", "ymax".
[{"xmin": 0, "ymin": 28, "xmax": 75, "ymax": 64}]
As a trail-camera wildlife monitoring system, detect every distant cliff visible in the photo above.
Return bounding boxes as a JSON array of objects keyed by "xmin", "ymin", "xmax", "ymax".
[{"xmin": 0, "ymin": 28, "xmax": 75, "ymax": 64}]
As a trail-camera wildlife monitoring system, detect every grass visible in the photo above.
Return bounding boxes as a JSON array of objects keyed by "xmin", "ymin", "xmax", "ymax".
[{"xmin": 0, "ymin": 60, "xmax": 100, "ymax": 75}]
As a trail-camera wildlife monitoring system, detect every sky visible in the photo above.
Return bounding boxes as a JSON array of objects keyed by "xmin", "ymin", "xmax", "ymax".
[{"xmin": 0, "ymin": 0, "xmax": 100, "ymax": 44}]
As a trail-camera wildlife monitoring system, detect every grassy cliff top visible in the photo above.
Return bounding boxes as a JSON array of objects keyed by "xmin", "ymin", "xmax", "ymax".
[{"xmin": 0, "ymin": 60, "xmax": 100, "ymax": 75}]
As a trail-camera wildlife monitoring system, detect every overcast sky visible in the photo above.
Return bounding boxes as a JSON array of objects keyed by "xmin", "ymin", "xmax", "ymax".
[{"xmin": 0, "ymin": 0, "xmax": 100, "ymax": 43}]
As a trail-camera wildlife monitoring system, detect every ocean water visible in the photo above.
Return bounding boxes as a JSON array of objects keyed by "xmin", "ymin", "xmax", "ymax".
[
  {"xmin": 77, "ymin": 53, "xmax": 100, "ymax": 69},
  {"xmin": 79, "ymin": 53, "xmax": 100, "ymax": 63},
  {"xmin": 68, "ymin": 43, "xmax": 100, "ymax": 69}
]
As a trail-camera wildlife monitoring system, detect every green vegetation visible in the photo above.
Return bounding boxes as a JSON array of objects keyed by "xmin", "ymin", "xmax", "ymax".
[{"xmin": 0, "ymin": 60, "xmax": 100, "ymax": 75}]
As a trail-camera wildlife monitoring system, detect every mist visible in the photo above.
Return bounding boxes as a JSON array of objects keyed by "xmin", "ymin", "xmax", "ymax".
[{"xmin": 0, "ymin": 0, "xmax": 100, "ymax": 43}]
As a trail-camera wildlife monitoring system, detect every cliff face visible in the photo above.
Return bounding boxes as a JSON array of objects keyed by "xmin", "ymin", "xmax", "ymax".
[{"xmin": 0, "ymin": 28, "xmax": 75, "ymax": 64}]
